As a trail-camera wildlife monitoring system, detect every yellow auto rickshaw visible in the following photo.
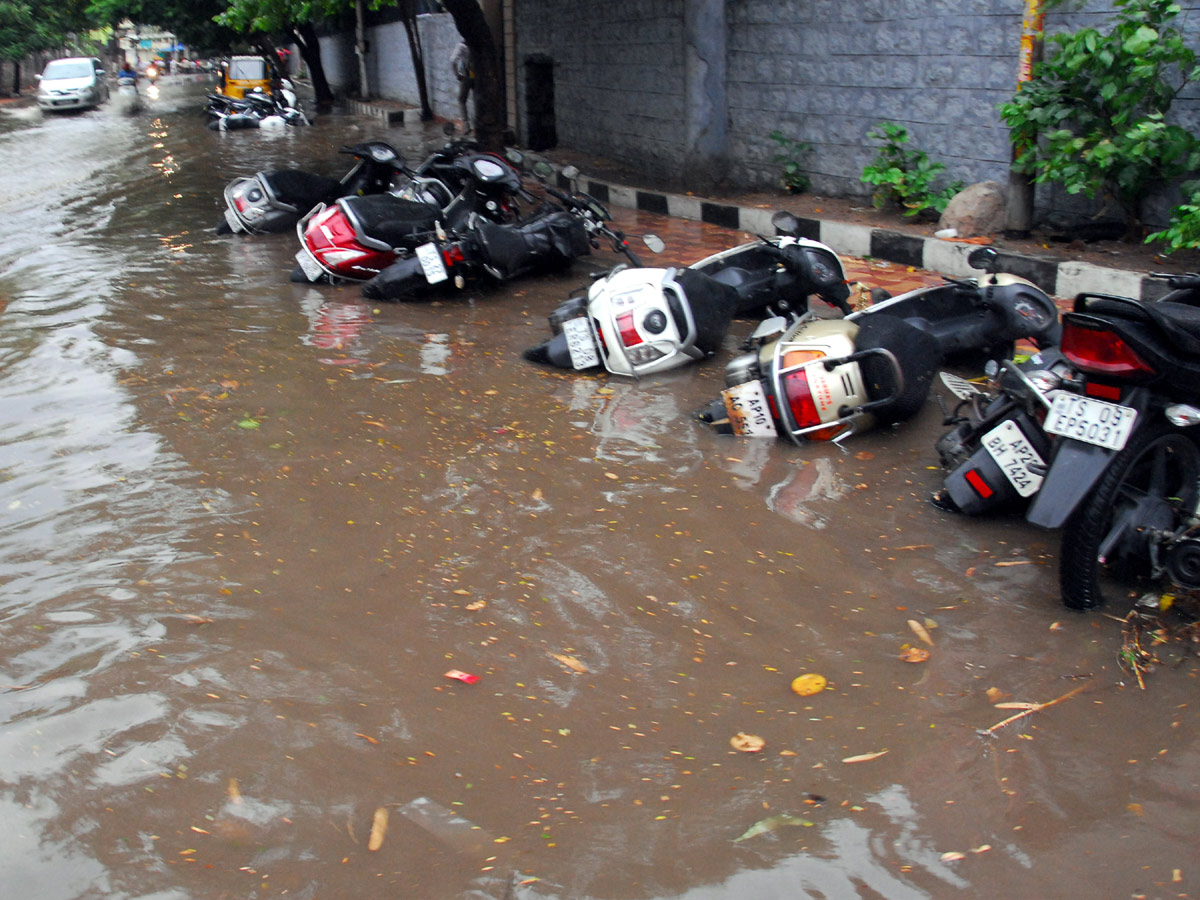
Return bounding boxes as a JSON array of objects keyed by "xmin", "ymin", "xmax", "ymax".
[{"xmin": 218, "ymin": 55, "xmax": 272, "ymax": 99}]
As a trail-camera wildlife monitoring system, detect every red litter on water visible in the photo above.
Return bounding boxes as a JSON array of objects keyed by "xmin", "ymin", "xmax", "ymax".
[{"xmin": 444, "ymin": 669, "xmax": 479, "ymax": 685}]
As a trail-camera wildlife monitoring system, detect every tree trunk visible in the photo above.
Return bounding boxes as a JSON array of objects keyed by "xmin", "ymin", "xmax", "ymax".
[
  {"xmin": 441, "ymin": 0, "xmax": 503, "ymax": 149},
  {"xmin": 355, "ymin": 0, "xmax": 370, "ymax": 99},
  {"xmin": 400, "ymin": 2, "xmax": 433, "ymax": 120},
  {"xmin": 292, "ymin": 21, "xmax": 335, "ymax": 111}
]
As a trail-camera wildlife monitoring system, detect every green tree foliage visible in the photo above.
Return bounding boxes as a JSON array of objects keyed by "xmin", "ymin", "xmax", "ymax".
[
  {"xmin": 1, "ymin": 0, "xmax": 95, "ymax": 60},
  {"xmin": 1000, "ymin": 0, "xmax": 1200, "ymax": 239}
]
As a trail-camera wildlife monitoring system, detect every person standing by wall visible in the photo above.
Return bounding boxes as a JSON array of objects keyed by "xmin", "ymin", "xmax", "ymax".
[{"xmin": 451, "ymin": 40, "xmax": 474, "ymax": 134}]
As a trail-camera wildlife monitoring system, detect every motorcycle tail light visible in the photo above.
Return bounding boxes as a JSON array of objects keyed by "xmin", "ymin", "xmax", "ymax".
[
  {"xmin": 626, "ymin": 345, "xmax": 666, "ymax": 366},
  {"xmin": 1167, "ymin": 404, "xmax": 1200, "ymax": 427},
  {"xmin": 442, "ymin": 244, "xmax": 465, "ymax": 264},
  {"xmin": 1061, "ymin": 319, "xmax": 1155, "ymax": 379},
  {"xmin": 781, "ymin": 364, "xmax": 846, "ymax": 441},
  {"xmin": 616, "ymin": 312, "xmax": 642, "ymax": 347}
]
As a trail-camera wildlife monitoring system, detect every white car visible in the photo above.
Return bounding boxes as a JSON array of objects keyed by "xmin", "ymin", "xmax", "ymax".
[{"xmin": 36, "ymin": 57, "xmax": 110, "ymax": 111}]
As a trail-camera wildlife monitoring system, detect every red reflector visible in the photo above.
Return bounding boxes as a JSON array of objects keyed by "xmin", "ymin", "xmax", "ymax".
[
  {"xmin": 1085, "ymin": 381, "xmax": 1122, "ymax": 400},
  {"xmin": 783, "ymin": 370, "xmax": 821, "ymax": 427},
  {"xmin": 616, "ymin": 312, "xmax": 642, "ymax": 347},
  {"xmin": 443, "ymin": 244, "xmax": 465, "ymax": 264},
  {"xmin": 965, "ymin": 468, "xmax": 995, "ymax": 499},
  {"xmin": 1061, "ymin": 320, "xmax": 1155, "ymax": 378},
  {"xmin": 234, "ymin": 197, "xmax": 246, "ymax": 212}
]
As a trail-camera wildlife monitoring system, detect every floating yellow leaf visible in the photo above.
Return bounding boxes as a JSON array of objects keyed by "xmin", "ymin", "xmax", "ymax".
[
  {"xmin": 791, "ymin": 673, "xmax": 827, "ymax": 696},
  {"xmin": 465, "ymin": 600, "xmax": 487, "ymax": 611},
  {"xmin": 227, "ymin": 778, "xmax": 242, "ymax": 804},
  {"xmin": 549, "ymin": 652, "xmax": 588, "ymax": 674},
  {"xmin": 940, "ymin": 851, "xmax": 965, "ymax": 862},
  {"xmin": 842, "ymin": 749, "xmax": 888, "ymax": 764},
  {"xmin": 899, "ymin": 646, "xmax": 930, "ymax": 663},
  {"xmin": 730, "ymin": 732, "xmax": 765, "ymax": 753},
  {"xmin": 907, "ymin": 619, "xmax": 934, "ymax": 646},
  {"xmin": 367, "ymin": 807, "xmax": 388, "ymax": 851}
]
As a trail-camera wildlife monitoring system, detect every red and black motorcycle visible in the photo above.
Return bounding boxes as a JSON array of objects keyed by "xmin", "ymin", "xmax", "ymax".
[{"xmin": 291, "ymin": 151, "xmax": 526, "ymax": 284}]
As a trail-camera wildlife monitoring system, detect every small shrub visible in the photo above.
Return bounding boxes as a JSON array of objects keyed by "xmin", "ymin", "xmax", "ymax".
[
  {"xmin": 1146, "ymin": 180, "xmax": 1200, "ymax": 252},
  {"xmin": 860, "ymin": 122, "xmax": 962, "ymax": 218},
  {"xmin": 769, "ymin": 130, "xmax": 812, "ymax": 194}
]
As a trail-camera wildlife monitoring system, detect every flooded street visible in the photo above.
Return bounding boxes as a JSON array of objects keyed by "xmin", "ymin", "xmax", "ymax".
[{"xmin": 1, "ymin": 77, "xmax": 1196, "ymax": 900}]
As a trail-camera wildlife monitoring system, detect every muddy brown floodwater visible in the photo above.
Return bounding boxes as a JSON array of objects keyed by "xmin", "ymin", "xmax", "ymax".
[{"xmin": 0, "ymin": 77, "xmax": 1196, "ymax": 900}]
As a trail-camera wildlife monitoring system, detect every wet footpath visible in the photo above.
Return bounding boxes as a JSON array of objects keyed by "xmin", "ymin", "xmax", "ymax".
[{"xmin": 0, "ymin": 76, "xmax": 1196, "ymax": 900}]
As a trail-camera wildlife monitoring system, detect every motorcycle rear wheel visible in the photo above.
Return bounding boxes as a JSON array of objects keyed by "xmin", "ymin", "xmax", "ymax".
[{"xmin": 1059, "ymin": 423, "xmax": 1200, "ymax": 610}]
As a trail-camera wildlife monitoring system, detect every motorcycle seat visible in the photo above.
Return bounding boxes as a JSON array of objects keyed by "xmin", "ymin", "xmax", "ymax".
[
  {"xmin": 344, "ymin": 194, "xmax": 441, "ymax": 245},
  {"xmin": 268, "ymin": 170, "xmax": 343, "ymax": 208}
]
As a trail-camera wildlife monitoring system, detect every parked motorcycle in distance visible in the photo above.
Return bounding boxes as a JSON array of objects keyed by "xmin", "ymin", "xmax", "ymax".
[
  {"xmin": 523, "ymin": 211, "xmax": 851, "ymax": 377},
  {"xmin": 206, "ymin": 81, "xmax": 307, "ymax": 130},
  {"xmin": 291, "ymin": 150, "xmax": 526, "ymax": 284},
  {"xmin": 935, "ymin": 291, "xmax": 1200, "ymax": 610},
  {"xmin": 217, "ymin": 141, "xmax": 406, "ymax": 235},
  {"xmin": 362, "ymin": 178, "xmax": 654, "ymax": 302}
]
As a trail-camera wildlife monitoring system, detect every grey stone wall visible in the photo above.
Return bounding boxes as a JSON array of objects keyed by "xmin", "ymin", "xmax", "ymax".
[{"xmin": 513, "ymin": 0, "xmax": 688, "ymax": 173}]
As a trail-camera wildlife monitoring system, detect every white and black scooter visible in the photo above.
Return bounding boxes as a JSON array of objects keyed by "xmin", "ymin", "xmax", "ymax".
[{"xmin": 218, "ymin": 141, "xmax": 407, "ymax": 235}]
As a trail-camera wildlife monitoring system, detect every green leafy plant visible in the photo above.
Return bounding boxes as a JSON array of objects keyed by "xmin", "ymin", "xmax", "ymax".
[
  {"xmin": 860, "ymin": 122, "xmax": 963, "ymax": 218},
  {"xmin": 1000, "ymin": 0, "xmax": 1200, "ymax": 241},
  {"xmin": 769, "ymin": 130, "xmax": 811, "ymax": 194},
  {"xmin": 1146, "ymin": 179, "xmax": 1200, "ymax": 251}
]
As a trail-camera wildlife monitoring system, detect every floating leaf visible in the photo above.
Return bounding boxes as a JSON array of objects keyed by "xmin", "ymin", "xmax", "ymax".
[
  {"xmin": 237, "ymin": 418, "xmax": 260, "ymax": 429},
  {"xmin": 899, "ymin": 646, "xmax": 930, "ymax": 663},
  {"xmin": 842, "ymin": 749, "xmax": 888, "ymax": 764},
  {"xmin": 940, "ymin": 850, "xmax": 966, "ymax": 862},
  {"xmin": 367, "ymin": 807, "xmax": 388, "ymax": 851},
  {"xmin": 730, "ymin": 732, "xmax": 765, "ymax": 753},
  {"xmin": 733, "ymin": 814, "xmax": 813, "ymax": 842},
  {"xmin": 791, "ymin": 673, "xmax": 827, "ymax": 696},
  {"xmin": 465, "ymin": 600, "xmax": 487, "ymax": 611},
  {"xmin": 907, "ymin": 619, "xmax": 934, "ymax": 646},
  {"xmin": 549, "ymin": 652, "xmax": 588, "ymax": 674}
]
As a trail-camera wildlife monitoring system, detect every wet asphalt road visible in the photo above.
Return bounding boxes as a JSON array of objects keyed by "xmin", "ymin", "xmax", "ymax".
[{"xmin": 0, "ymin": 76, "xmax": 1197, "ymax": 900}]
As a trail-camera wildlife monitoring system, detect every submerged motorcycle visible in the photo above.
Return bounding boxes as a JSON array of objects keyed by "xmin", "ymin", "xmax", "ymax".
[
  {"xmin": 291, "ymin": 150, "xmax": 525, "ymax": 284},
  {"xmin": 206, "ymin": 81, "xmax": 307, "ymax": 131},
  {"xmin": 218, "ymin": 141, "xmax": 406, "ymax": 235},
  {"xmin": 936, "ymin": 289, "xmax": 1200, "ymax": 610},
  {"xmin": 362, "ymin": 183, "xmax": 649, "ymax": 302},
  {"xmin": 693, "ymin": 245, "xmax": 1060, "ymax": 445},
  {"xmin": 524, "ymin": 212, "xmax": 851, "ymax": 377}
]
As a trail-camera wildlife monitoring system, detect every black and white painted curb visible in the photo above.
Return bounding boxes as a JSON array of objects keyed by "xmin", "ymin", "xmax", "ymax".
[{"xmin": 570, "ymin": 176, "xmax": 1167, "ymax": 304}]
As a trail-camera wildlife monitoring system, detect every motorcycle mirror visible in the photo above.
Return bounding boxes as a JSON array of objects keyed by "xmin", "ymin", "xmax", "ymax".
[
  {"xmin": 771, "ymin": 210, "xmax": 801, "ymax": 236},
  {"xmin": 967, "ymin": 246, "xmax": 999, "ymax": 273},
  {"xmin": 561, "ymin": 165, "xmax": 581, "ymax": 181},
  {"xmin": 642, "ymin": 234, "xmax": 665, "ymax": 254},
  {"xmin": 532, "ymin": 160, "xmax": 554, "ymax": 179},
  {"xmin": 505, "ymin": 148, "xmax": 526, "ymax": 167}
]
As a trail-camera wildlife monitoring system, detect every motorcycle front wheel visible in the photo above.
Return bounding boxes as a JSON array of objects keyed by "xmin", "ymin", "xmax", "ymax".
[{"xmin": 1059, "ymin": 422, "xmax": 1200, "ymax": 610}]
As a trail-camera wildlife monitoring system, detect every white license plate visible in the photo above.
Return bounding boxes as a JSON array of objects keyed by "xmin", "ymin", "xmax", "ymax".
[
  {"xmin": 562, "ymin": 316, "xmax": 599, "ymax": 370},
  {"xmin": 982, "ymin": 419, "xmax": 1044, "ymax": 497},
  {"xmin": 295, "ymin": 249, "xmax": 325, "ymax": 282},
  {"xmin": 415, "ymin": 242, "xmax": 448, "ymax": 284},
  {"xmin": 1044, "ymin": 393, "xmax": 1137, "ymax": 451},
  {"xmin": 722, "ymin": 380, "xmax": 778, "ymax": 437},
  {"xmin": 224, "ymin": 206, "xmax": 243, "ymax": 233}
]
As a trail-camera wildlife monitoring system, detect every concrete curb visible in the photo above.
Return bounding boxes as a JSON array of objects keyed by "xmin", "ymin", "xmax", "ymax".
[
  {"xmin": 344, "ymin": 98, "xmax": 422, "ymax": 126},
  {"xmin": 568, "ymin": 176, "xmax": 1165, "ymax": 303}
]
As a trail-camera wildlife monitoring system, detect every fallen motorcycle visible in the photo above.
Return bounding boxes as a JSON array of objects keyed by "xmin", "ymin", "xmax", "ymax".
[
  {"xmin": 934, "ymin": 289, "xmax": 1200, "ymax": 610},
  {"xmin": 523, "ymin": 212, "xmax": 851, "ymax": 377},
  {"xmin": 218, "ymin": 141, "xmax": 406, "ymax": 235},
  {"xmin": 290, "ymin": 150, "xmax": 526, "ymax": 284},
  {"xmin": 361, "ymin": 184, "xmax": 650, "ymax": 302}
]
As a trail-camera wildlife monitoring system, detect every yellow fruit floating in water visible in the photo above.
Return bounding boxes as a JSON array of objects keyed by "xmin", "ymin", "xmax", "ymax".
[{"xmin": 791, "ymin": 673, "xmax": 827, "ymax": 696}]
